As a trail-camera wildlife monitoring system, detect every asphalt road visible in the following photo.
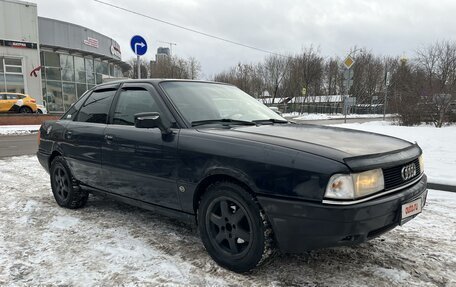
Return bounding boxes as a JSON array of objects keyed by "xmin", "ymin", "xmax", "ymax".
[{"xmin": 0, "ymin": 134, "xmax": 38, "ymax": 158}]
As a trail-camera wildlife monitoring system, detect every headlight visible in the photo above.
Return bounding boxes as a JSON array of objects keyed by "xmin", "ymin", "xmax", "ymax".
[
  {"xmin": 325, "ymin": 169, "xmax": 385, "ymax": 200},
  {"xmin": 418, "ymin": 155, "xmax": 424, "ymax": 172}
]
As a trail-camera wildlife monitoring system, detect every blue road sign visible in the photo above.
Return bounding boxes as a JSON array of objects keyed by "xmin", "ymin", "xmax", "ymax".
[{"xmin": 130, "ymin": 35, "xmax": 147, "ymax": 56}]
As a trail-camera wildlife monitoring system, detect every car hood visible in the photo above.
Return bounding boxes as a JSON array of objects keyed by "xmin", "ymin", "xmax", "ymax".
[{"xmin": 198, "ymin": 124, "xmax": 418, "ymax": 169}]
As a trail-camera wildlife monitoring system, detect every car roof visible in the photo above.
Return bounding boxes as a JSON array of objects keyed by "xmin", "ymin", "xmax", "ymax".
[
  {"xmin": 95, "ymin": 78, "xmax": 233, "ymax": 88},
  {"xmin": 0, "ymin": 92, "xmax": 28, "ymax": 96}
]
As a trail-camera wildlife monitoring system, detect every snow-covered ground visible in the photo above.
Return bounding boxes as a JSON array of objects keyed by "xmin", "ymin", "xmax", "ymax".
[
  {"xmin": 0, "ymin": 156, "xmax": 455, "ymax": 286},
  {"xmin": 331, "ymin": 121, "xmax": 456, "ymax": 186},
  {"xmin": 0, "ymin": 125, "xmax": 40, "ymax": 136},
  {"xmin": 282, "ymin": 112, "xmax": 395, "ymax": 120}
]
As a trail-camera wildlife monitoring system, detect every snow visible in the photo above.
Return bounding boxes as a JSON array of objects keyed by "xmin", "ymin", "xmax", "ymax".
[
  {"xmin": 0, "ymin": 155, "xmax": 455, "ymax": 286},
  {"xmin": 0, "ymin": 125, "xmax": 40, "ymax": 136},
  {"xmin": 331, "ymin": 121, "xmax": 456, "ymax": 186},
  {"xmin": 286, "ymin": 113, "xmax": 395, "ymax": 120},
  {"xmin": 49, "ymin": 216, "xmax": 80, "ymax": 229},
  {"xmin": 369, "ymin": 267, "xmax": 410, "ymax": 284}
]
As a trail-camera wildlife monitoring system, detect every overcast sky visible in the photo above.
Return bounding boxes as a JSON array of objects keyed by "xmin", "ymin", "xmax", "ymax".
[{"xmin": 30, "ymin": 0, "xmax": 456, "ymax": 79}]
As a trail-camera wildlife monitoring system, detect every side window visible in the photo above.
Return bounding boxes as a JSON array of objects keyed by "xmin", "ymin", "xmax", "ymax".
[
  {"xmin": 61, "ymin": 90, "xmax": 91, "ymax": 120},
  {"xmin": 76, "ymin": 89, "xmax": 116, "ymax": 123},
  {"xmin": 112, "ymin": 88, "xmax": 162, "ymax": 126}
]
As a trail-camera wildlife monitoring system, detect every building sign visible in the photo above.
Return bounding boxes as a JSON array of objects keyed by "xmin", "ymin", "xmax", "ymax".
[
  {"xmin": 83, "ymin": 37, "xmax": 99, "ymax": 48},
  {"xmin": 0, "ymin": 39, "xmax": 37, "ymax": 49},
  {"xmin": 110, "ymin": 42, "xmax": 121, "ymax": 58}
]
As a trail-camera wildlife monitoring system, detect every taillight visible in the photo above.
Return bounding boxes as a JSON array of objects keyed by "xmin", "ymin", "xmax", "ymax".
[{"xmin": 30, "ymin": 99, "xmax": 36, "ymax": 103}]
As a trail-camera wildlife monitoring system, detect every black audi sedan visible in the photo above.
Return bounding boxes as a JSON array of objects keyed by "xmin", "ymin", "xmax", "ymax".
[{"xmin": 37, "ymin": 79, "xmax": 427, "ymax": 272}]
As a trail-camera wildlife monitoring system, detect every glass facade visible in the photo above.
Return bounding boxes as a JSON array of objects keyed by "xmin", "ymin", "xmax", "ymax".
[
  {"xmin": 0, "ymin": 57, "xmax": 25, "ymax": 93},
  {"xmin": 40, "ymin": 51, "xmax": 124, "ymax": 112}
]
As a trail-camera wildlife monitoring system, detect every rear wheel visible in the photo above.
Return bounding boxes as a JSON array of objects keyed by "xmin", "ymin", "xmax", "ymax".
[
  {"xmin": 19, "ymin": 106, "xmax": 32, "ymax": 113},
  {"xmin": 50, "ymin": 156, "xmax": 88, "ymax": 209},
  {"xmin": 198, "ymin": 181, "xmax": 274, "ymax": 273}
]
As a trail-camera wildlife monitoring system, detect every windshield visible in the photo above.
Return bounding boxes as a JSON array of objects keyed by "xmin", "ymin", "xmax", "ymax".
[{"xmin": 160, "ymin": 81, "xmax": 286, "ymax": 124}]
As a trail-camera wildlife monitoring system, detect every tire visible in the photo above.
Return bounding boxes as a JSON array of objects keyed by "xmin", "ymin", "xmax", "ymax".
[
  {"xmin": 198, "ymin": 181, "xmax": 274, "ymax": 273},
  {"xmin": 19, "ymin": 106, "xmax": 32, "ymax": 113},
  {"xmin": 50, "ymin": 156, "xmax": 88, "ymax": 209},
  {"xmin": 37, "ymin": 109, "xmax": 43, "ymax": 114}
]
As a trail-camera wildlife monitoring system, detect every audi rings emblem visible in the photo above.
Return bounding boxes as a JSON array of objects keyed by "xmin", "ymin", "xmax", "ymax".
[{"xmin": 401, "ymin": 163, "xmax": 417, "ymax": 181}]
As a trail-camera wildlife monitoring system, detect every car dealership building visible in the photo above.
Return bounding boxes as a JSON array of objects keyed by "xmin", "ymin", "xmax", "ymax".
[{"xmin": 0, "ymin": 0, "xmax": 129, "ymax": 112}]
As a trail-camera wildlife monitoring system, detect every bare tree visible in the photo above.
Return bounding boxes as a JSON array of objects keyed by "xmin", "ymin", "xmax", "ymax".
[
  {"xmin": 323, "ymin": 57, "xmax": 342, "ymax": 96},
  {"xmin": 187, "ymin": 57, "xmax": 202, "ymax": 80},
  {"xmin": 213, "ymin": 41, "xmax": 456, "ymax": 124},
  {"xmin": 416, "ymin": 41, "xmax": 456, "ymax": 127},
  {"xmin": 213, "ymin": 63, "xmax": 263, "ymax": 97},
  {"xmin": 150, "ymin": 56, "xmax": 202, "ymax": 80},
  {"xmin": 350, "ymin": 49, "xmax": 385, "ymax": 106},
  {"xmin": 261, "ymin": 55, "xmax": 290, "ymax": 104},
  {"xmin": 124, "ymin": 58, "xmax": 149, "ymax": 79},
  {"xmin": 287, "ymin": 47, "xmax": 324, "ymax": 113}
]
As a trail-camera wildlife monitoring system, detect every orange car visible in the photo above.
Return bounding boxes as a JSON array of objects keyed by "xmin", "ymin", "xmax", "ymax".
[{"xmin": 0, "ymin": 92, "xmax": 38, "ymax": 113}]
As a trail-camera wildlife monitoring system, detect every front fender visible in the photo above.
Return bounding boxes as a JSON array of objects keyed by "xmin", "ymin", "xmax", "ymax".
[{"xmin": 176, "ymin": 129, "xmax": 350, "ymax": 214}]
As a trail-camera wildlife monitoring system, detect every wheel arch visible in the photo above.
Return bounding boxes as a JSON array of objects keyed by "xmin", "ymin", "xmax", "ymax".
[
  {"xmin": 48, "ymin": 150, "xmax": 62, "ymax": 169},
  {"xmin": 19, "ymin": 105, "xmax": 33, "ymax": 112},
  {"xmin": 193, "ymin": 171, "xmax": 259, "ymax": 214}
]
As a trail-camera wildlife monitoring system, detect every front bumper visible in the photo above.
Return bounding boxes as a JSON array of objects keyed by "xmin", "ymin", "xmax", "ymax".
[{"xmin": 257, "ymin": 174, "xmax": 427, "ymax": 253}]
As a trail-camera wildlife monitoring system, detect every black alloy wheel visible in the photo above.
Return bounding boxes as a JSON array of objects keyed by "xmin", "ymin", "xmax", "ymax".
[
  {"xmin": 198, "ymin": 181, "xmax": 274, "ymax": 273},
  {"xmin": 50, "ymin": 156, "xmax": 88, "ymax": 209},
  {"xmin": 206, "ymin": 196, "xmax": 253, "ymax": 258},
  {"xmin": 52, "ymin": 166, "xmax": 70, "ymax": 202}
]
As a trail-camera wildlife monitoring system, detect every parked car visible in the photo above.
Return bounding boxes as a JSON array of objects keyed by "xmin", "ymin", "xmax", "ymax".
[
  {"xmin": 37, "ymin": 80, "xmax": 427, "ymax": 273},
  {"xmin": 36, "ymin": 104, "xmax": 48, "ymax": 114},
  {"xmin": 0, "ymin": 92, "xmax": 37, "ymax": 113}
]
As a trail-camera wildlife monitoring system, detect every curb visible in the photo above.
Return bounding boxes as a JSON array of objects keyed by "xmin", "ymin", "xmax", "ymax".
[{"xmin": 427, "ymin": 183, "xmax": 456, "ymax": 193}]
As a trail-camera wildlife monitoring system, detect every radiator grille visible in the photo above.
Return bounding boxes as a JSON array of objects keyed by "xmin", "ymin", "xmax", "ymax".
[{"xmin": 383, "ymin": 158, "xmax": 421, "ymax": 190}]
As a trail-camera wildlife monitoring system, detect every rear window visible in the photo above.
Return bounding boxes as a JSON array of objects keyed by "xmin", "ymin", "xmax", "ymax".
[
  {"xmin": 61, "ymin": 91, "xmax": 91, "ymax": 120},
  {"xmin": 75, "ymin": 89, "xmax": 116, "ymax": 123}
]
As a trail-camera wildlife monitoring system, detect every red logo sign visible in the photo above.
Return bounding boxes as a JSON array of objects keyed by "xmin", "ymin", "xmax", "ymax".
[{"xmin": 83, "ymin": 37, "xmax": 99, "ymax": 48}]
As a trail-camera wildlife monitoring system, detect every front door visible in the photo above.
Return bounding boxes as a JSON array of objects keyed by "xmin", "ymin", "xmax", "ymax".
[{"xmin": 101, "ymin": 83, "xmax": 180, "ymax": 210}]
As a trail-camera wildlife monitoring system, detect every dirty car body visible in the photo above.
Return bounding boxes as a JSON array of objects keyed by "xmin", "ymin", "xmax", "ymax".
[{"xmin": 37, "ymin": 79, "xmax": 427, "ymax": 271}]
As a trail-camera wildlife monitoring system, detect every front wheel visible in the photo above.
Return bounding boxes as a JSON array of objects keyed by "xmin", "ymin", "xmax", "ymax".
[
  {"xmin": 50, "ymin": 156, "xmax": 88, "ymax": 209},
  {"xmin": 19, "ymin": 106, "xmax": 32, "ymax": 113},
  {"xmin": 198, "ymin": 181, "xmax": 273, "ymax": 273}
]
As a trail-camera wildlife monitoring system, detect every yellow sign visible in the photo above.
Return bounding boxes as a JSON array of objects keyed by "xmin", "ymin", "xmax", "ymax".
[{"xmin": 344, "ymin": 56, "xmax": 355, "ymax": 69}]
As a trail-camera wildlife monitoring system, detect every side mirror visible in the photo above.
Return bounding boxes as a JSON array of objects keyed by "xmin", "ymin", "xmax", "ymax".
[{"xmin": 134, "ymin": 112, "xmax": 172, "ymax": 134}]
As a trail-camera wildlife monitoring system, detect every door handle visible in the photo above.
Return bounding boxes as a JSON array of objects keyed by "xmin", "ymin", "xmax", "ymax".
[{"xmin": 105, "ymin": 134, "xmax": 114, "ymax": 144}]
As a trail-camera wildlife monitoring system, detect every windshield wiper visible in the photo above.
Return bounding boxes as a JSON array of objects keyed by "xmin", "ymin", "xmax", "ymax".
[
  {"xmin": 191, "ymin": 119, "xmax": 256, "ymax": 127},
  {"xmin": 252, "ymin": 119, "xmax": 289, "ymax": 124}
]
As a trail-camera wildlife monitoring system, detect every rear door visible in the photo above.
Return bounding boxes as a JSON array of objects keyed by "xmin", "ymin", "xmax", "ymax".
[
  {"xmin": 1, "ymin": 94, "xmax": 17, "ymax": 111},
  {"xmin": 61, "ymin": 85, "xmax": 118, "ymax": 190},
  {"xmin": 101, "ymin": 82, "xmax": 181, "ymax": 209},
  {"xmin": 0, "ymin": 94, "xmax": 8, "ymax": 112}
]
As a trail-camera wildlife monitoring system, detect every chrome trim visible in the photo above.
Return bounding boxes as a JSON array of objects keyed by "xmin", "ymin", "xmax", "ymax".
[{"xmin": 322, "ymin": 172, "xmax": 425, "ymax": 205}]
